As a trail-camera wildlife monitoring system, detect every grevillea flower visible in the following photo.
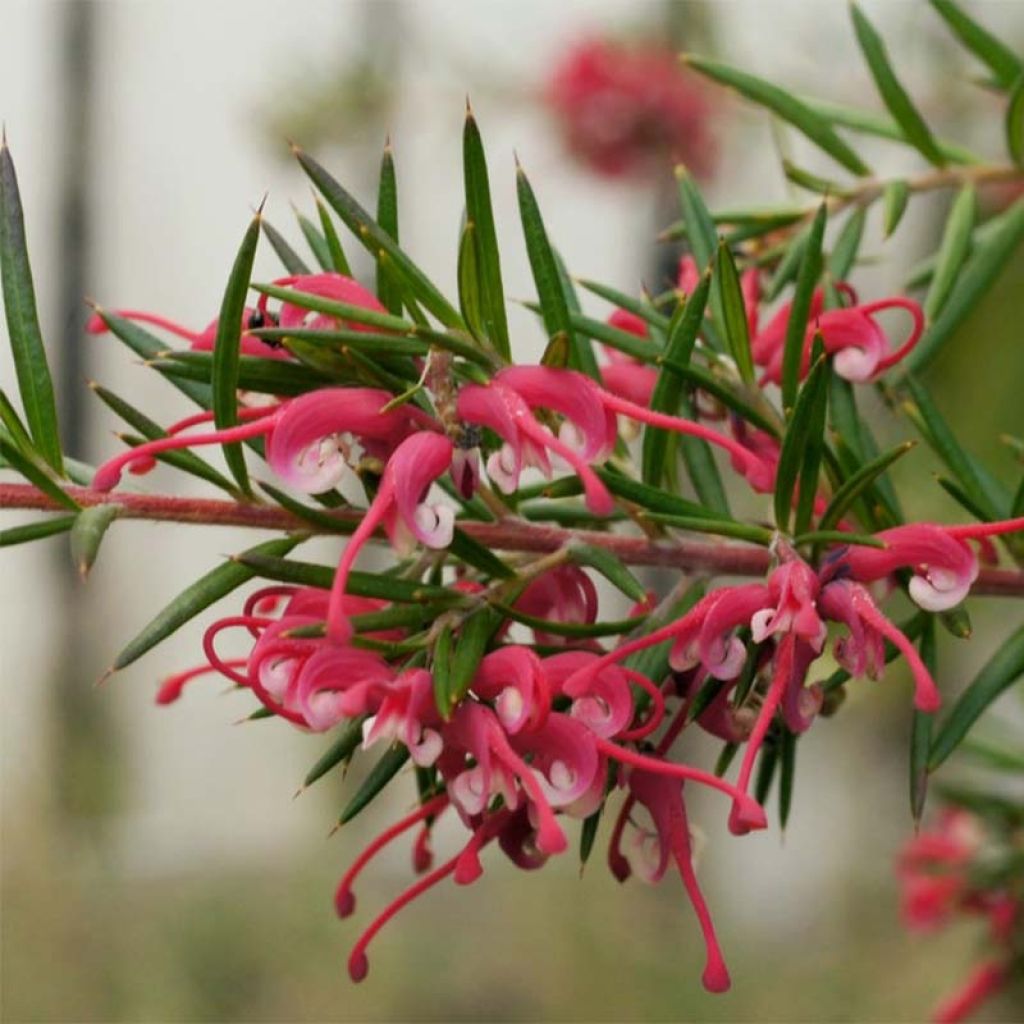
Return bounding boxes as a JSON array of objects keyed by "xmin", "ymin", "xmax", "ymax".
[
  {"xmin": 91, "ymin": 387, "xmax": 436, "ymax": 493},
  {"xmin": 835, "ymin": 518, "xmax": 1024, "ymax": 612},
  {"xmin": 513, "ymin": 564, "xmax": 599, "ymax": 647},
  {"xmin": 626, "ymin": 770, "xmax": 731, "ymax": 993},
  {"xmin": 255, "ymin": 272, "xmax": 387, "ymax": 332},
  {"xmin": 545, "ymin": 36, "xmax": 715, "ymax": 179},
  {"xmin": 325, "ymin": 431, "xmax": 455, "ymax": 642},
  {"xmin": 86, "ymin": 305, "xmax": 291, "ymax": 359},
  {"xmin": 897, "ymin": 809, "xmax": 1020, "ymax": 1023},
  {"xmin": 753, "ymin": 290, "xmax": 923, "ymax": 384}
]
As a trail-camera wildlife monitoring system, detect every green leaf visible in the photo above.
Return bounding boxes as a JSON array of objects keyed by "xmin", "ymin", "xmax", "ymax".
[
  {"xmin": 911, "ymin": 619, "xmax": 937, "ymax": 822},
  {"xmin": 818, "ymin": 440, "xmax": 916, "ymax": 531},
  {"xmin": 463, "ymin": 108, "xmax": 511, "ymax": 361},
  {"xmin": 302, "ymin": 716, "xmax": 366, "ymax": 789},
  {"xmin": 89, "ymin": 382, "xmax": 240, "ymax": 496},
  {"xmin": 801, "ymin": 96, "xmax": 980, "ymax": 164},
  {"xmin": 782, "ymin": 203, "xmax": 827, "ymax": 412},
  {"xmin": 754, "ymin": 740, "xmax": 779, "ymax": 805},
  {"xmin": 682, "ymin": 55, "xmax": 871, "ymax": 176},
  {"xmin": 567, "ymin": 543, "xmax": 646, "ymax": 603},
  {"xmin": 0, "ymin": 437, "xmax": 79, "ymax": 510},
  {"xmin": 882, "ymin": 180, "xmax": 911, "ymax": 238},
  {"xmin": 1006, "ymin": 73, "xmax": 1024, "ymax": 166},
  {"xmin": 0, "ymin": 387, "xmax": 36, "ymax": 457},
  {"xmin": 925, "ymin": 185, "xmax": 976, "ymax": 321},
  {"xmin": 552, "ymin": 249, "xmax": 600, "ymax": 378},
  {"xmin": 69, "ymin": 503, "xmax": 119, "ymax": 579},
  {"xmin": 252, "ymin": 326, "xmax": 427, "ymax": 358},
  {"xmin": 0, "ymin": 514, "xmax": 77, "ymax": 547},
  {"xmin": 850, "ymin": 4, "xmax": 947, "ymax": 167},
  {"xmin": 315, "ymin": 196, "xmax": 352, "ymax": 275},
  {"xmin": 579, "ymin": 808, "xmax": 602, "ymax": 867},
  {"xmin": 906, "ymin": 198, "xmax": 1024, "ymax": 373},
  {"xmin": 431, "ymin": 623, "xmax": 454, "ymax": 718},
  {"xmin": 375, "ymin": 140, "xmax": 403, "ymax": 316},
  {"xmin": 495, "ymin": 605, "xmax": 643, "ymax": 639},
  {"xmin": 260, "ymin": 219, "xmax": 310, "ymax": 275},
  {"xmin": 446, "ymin": 607, "xmax": 504, "ymax": 711},
  {"xmin": 213, "ymin": 211, "xmax": 262, "ymax": 494},
  {"xmin": 642, "ymin": 270, "xmax": 712, "ymax": 487},
  {"xmin": 930, "ymin": 0, "xmax": 1024, "ymax": 90},
  {"xmin": 830, "ymin": 206, "xmax": 867, "ymax": 282},
  {"xmin": 516, "ymin": 162, "xmax": 586, "ymax": 374},
  {"xmin": 644, "ymin": 512, "xmax": 775, "ymax": 546},
  {"xmin": 457, "ymin": 221, "xmax": 485, "ymax": 341},
  {"xmin": 565, "ymin": 311, "xmax": 659, "ymax": 363},
  {"xmin": 338, "ymin": 745, "xmax": 410, "ymax": 825},
  {"xmin": 155, "ymin": 350, "xmax": 332, "ymax": 397},
  {"xmin": 716, "ymin": 241, "xmax": 755, "ymax": 384},
  {"xmin": 782, "ymin": 160, "xmax": 847, "ymax": 197},
  {"xmin": 900, "ymin": 375, "xmax": 1007, "ymax": 518},
  {"xmin": 449, "ymin": 527, "xmax": 515, "ymax": 579},
  {"xmin": 594, "ymin": 467, "xmax": 713, "ymax": 521},
  {"xmin": 674, "ymin": 166, "xmax": 717, "ymax": 271},
  {"xmin": 775, "ymin": 352, "xmax": 829, "ymax": 532},
  {"xmin": 295, "ymin": 209, "xmax": 331, "ymax": 271},
  {"xmin": 296, "ymin": 146, "xmax": 465, "ymax": 330},
  {"xmin": 793, "ymin": 529, "xmax": 885, "ymax": 549},
  {"xmin": 575, "ymin": 279, "xmax": 671, "ymax": 334},
  {"xmin": 929, "ymin": 625, "xmax": 1024, "ymax": 770},
  {"xmin": 765, "ymin": 223, "xmax": 809, "ymax": 303},
  {"xmin": 0, "ymin": 138, "xmax": 62, "ymax": 471},
  {"xmin": 236, "ymin": 553, "xmax": 460, "ymax": 605},
  {"xmin": 112, "ymin": 536, "xmax": 301, "ymax": 671}
]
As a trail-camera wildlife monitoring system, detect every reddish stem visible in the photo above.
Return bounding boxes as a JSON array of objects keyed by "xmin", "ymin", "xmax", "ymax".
[{"xmin": 2, "ymin": 483, "xmax": 1024, "ymax": 595}]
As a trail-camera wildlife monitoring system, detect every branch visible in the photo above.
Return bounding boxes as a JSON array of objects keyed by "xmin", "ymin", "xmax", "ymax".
[{"xmin": 3, "ymin": 482, "xmax": 1024, "ymax": 596}]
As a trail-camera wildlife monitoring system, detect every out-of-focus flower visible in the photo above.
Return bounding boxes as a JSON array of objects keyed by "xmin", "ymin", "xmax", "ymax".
[{"xmin": 546, "ymin": 36, "xmax": 717, "ymax": 179}]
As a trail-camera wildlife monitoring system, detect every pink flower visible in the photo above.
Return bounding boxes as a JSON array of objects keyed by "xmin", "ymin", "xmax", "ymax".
[
  {"xmin": 86, "ymin": 305, "xmax": 291, "ymax": 359},
  {"xmin": 361, "ymin": 668, "xmax": 443, "ymax": 766},
  {"xmin": 513, "ymin": 565, "xmax": 599, "ymax": 647},
  {"xmin": 627, "ymin": 770, "xmax": 731, "ymax": 993},
  {"xmin": 545, "ymin": 36, "xmax": 716, "ymax": 179},
  {"xmin": 472, "ymin": 646, "xmax": 550, "ymax": 734},
  {"xmin": 256, "ymin": 272, "xmax": 387, "ymax": 332},
  {"xmin": 325, "ymin": 431, "xmax": 455, "ymax": 642}
]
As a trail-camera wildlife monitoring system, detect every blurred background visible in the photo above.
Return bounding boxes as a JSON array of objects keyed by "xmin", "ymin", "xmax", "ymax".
[{"xmin": 2, "ymin": 1, "xmax": 1024, "ymax": 1020}]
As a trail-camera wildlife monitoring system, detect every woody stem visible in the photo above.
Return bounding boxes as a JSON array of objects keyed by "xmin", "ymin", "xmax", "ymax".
[{"xmin": 3, "ymin": 482, "xmax": 1024, "ymax": 596}]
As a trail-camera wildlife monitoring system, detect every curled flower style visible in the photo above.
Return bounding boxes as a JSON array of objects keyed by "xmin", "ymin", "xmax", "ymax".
[
  {"xmin": 86, "ymin": 304, "xmax": 291, "ymax": 359},
  {"xmin": 91, "ymin": 387, "xmax": 436, "ymax": 493},
  {"xmin": 752, "ymin": 287, "xmax": 923, "ymax": 384},
  {"xmin": 545, "ymin": 36, "xmax": 716, "ymax": 179},
  {"xmin": 835, "ymin": 523, "xmax": 991, "ymax": 612}
]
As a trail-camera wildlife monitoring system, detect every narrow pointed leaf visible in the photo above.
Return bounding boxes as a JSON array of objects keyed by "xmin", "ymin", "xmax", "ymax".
[
  {"xmin": 69, "ymin": 503, "xmax": 119, "ymax": 578},
  {"xmin": 851, "ymin": 4, "xmax": 946, "ymax": 167},
  {"xmin": 930, "ymin": 0, "xmax": 1023, "ymax": 90},
  {"xmin": 261, "ymin": 219, "xmax": 310, "ymax": 275},
  {"xmin": 0, "ymin": 140, "xmax": 62, "ymax": 471},
  {"xmin": 552, "ymin": 249, "xmax": 600, "ymax": 377},
  {"xmin": 906, "ymin": 198, "xmax": 1024, "ymax": 373},
  {"xmin": 642, "ymin": 270, "xmax": 712, "ymax": 486},
  {"xmin": 818, "ymin": 440, "xmax": 916, "ymax": 531},
  {"xmin": 1006, "ymin": 72, "xmax": 1024, "ymax": 166},
  {"xmin": 449, "ymin": 527, "xmax": 515, "ymax": 579},
  {"xmin": 375, "ymin": 142, "xmax": 403, "ymax": 315},
  {"xmin": 779, "ymin": 729, "xmax": 797, "ymax": 830},
  {"xmin": 766, "ymin": 223, "xmax": 809, "ymax": 302},
  {"xmin": 463, "ymin": 109, "xmax": 511, "ymax": 360},
  {"xmin": 925, "ymin": 185, "xmax": 976, "ymax": 320},
  {"xmin": 447, "ymin": 607, "xmax": 504, "ymax": 710},
  {"xmin": 295, "ymin": 210, "xmax": 331, "ymax": 271},
  {"xmin": 882, "ymin": 180, "xmax": 911, "ymax": 238},
  {"xmin": 929, "ymin": 625, "xmax": 1024, "ymax": 770},
  {"xmin": 575, "ymin": 279, "xmax": 671, "ymax": 333},
  {"xmin": 594, "ymin": 467, "xmax": 713, "ymax": 521},
  {"xmin": 296, "ymin": 147, "xmax": 465, "ymax": 329},
  {"xmin": 716, "ymin": 240, "xmax": 755, "ymax": 384},
  {"xmin": 567, "ymin": 543, "xmax": 646, "ymax": 603},
  {"xmin": 911, "ymin": 620, "xmax": 937, "ymax": 821},
  {"xmin": 457, "ymin": 220, "xmax": 485, "ymax": 340},
  {"xmin": 0, "ymin": 515, "xmax": 77, "ymax": 547},
  {"xmin": 517, "ymin": 163, "xmax": 587, "ymax": 374},
  {"xmin": 303, "ymin": 716, "xmax": 367, "ymax": 788},
  {"xmin": 338, "ymin": 745, "xmax": 410, "ymax": 825},
  {"xmin": 782, "ymin": 203, "xmax": 826, "ymax": 411},
  {"xmin": 775, "ymin": 352, "xmax": 829, "ymax": 531},
  {"xmin": 830, "ymin": 206, "xmax": 867, "ymax": 281},
  {"xmin": 0, "ymin": 387, "xmax": 34, "ymax": 456},
  {"xmin": 682, "ymin": 55, "xmax": 871, "ymax": 176},
  {"xmin": 431, "ymin": 623, "xmax": 454, "ymax": 718},
  {"xmin": 0, "ymin": 438, "xmax": 79, "ymax": 510},
  {"xmin": 213, "ymin": 212, "xmax": 261, "ymax": 493},
  {"xmin": 315, "ymin": 197, "xmax": 352, "ymax": 275},
  {"xmin": 112, "ymin": 536, "xmax": 301, "ymax": 671}
]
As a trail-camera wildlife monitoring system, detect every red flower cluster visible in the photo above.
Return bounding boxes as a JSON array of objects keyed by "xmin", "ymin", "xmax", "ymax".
[
  {"xmin": 898, "ymin": 810, "xmax": 1022, "ymax": 1022},
  {"xmin": 546, "ymin": 37, "xmax": 716, "ymax": 179}
]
